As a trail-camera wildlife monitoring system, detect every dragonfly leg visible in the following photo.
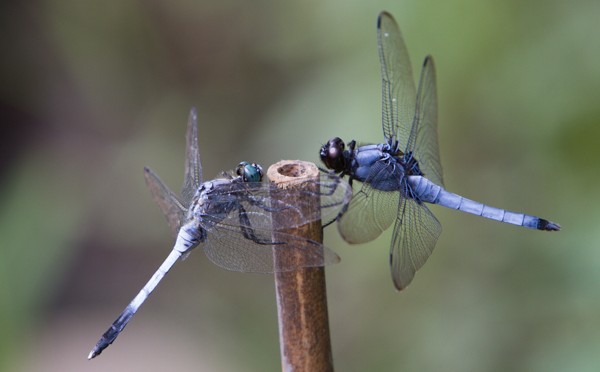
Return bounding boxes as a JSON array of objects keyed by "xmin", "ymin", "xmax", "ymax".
[
  {"xmin": 321, "ymin": 173, "xmax": 353, "ymax": 228},
  {"xmin": 243, "ymin": 193, "xmax": 297, "ymax": 214},
  {"xmin": 237, "ymin": 204, "xmax": 285, "ymax": 245}
]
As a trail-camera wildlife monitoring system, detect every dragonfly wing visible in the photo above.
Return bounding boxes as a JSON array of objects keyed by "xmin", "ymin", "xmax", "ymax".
[
  {"xmin": 390, "ymin": 198, "xmax": 441, "ymax": 290},
  {"xmin": 338, "ymin": 184, "xmax": 399, "ymax": 244},
  {"xmin": 407, "ymin": 56, "xmax": 444, "ymax": 187},
  {"xmin": 337, "ymin": 160, "xmax": 401, "ymax": 244},
  {"xmin": 378, "ymin": 11, "xmax": 417, "ymax": 147},
  {"xmin": 267, "ymin": 172, "xmax": 353, "ymax": 228},
  {"xmin": 144, "ymin": 167, "xmax": 187, "ymax": 237},
  {"xmin": 207, "ymin": 177, "xmax": 351, "ymax": 230},
  {"xmin": 202, "ymin": 213, "xmax": 340, "ymax": 273},
  {"xmin": 181, "ymin": 107, "xmax": 203, "ymax": 205}
]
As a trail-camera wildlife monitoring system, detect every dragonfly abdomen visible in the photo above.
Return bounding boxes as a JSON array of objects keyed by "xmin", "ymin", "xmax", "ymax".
[
  {"xmin": 407, "ymin": 175, "xmax": 560, "ymax": 231},
  {"xmin": 175, "ymin": 222, "xmax": 204, "ymax": 251},
  {"xmin": 88, "ymin": 248, "xmax": 183, "ymax": 359}
]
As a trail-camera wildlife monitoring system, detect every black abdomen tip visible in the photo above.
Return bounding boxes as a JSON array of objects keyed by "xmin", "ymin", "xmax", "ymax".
[{"xmin": 538, "ymin": 219, "xmax": 561, "ymax": 231}]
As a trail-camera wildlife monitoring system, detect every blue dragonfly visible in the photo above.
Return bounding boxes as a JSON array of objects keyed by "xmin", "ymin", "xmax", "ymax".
[
  {"xmin": 89, "ymin": 108, "xmax": 350, "ymax": 359},
  {"xmin": 320, "ymin": 12, "xmax": 560, "ymax": 291}
]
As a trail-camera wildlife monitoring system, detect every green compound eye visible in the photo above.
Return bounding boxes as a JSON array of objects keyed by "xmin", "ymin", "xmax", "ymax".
[{"xmin": 237, "ymin": 161, "xmax": 263, "ymax": 182}]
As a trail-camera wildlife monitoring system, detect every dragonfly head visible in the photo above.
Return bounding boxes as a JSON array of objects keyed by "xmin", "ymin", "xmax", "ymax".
[
  {"xmin": 236, "ymin": 161, "xmax": 264, "ymax": 182},
  {"xmin": 320, "ymin": 137, "xmax": 349, "ymax": 173}
]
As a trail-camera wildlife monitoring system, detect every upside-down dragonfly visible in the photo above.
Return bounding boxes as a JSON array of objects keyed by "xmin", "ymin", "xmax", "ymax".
[
  {"xmin": 89, "ymin": 108, "xmax": 350, "ymax": 359},
  {"xmin": 320, "ymin": 11, "xmax": 560, "ymax": 291}
]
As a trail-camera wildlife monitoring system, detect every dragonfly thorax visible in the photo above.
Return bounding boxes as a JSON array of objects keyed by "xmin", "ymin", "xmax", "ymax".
[
  {"xmin": 190, "ymin": 178, "xmax": 239, "ymax": 223},
  {"xmin": 401, "ymin": 151, "xmax": 423, "ymax": 176},
  {"xmin": 320, "ymin": 137, "xmax": 416, "ymax": 191}
]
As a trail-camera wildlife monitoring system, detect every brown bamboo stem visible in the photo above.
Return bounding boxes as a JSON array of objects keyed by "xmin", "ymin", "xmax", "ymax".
[{"xmin": 267, "ymin": 160, "xmax": 334, "ymax": 372}]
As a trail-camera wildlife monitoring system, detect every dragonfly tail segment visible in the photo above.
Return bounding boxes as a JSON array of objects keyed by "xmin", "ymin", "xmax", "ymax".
[
  {"xmin": 407, "ymin": 175, "xmax": 561, "ymax": 231},
  {"xmin": 88, "ymin": 307, "xmax": 136, "ymax": 359},
  {"xmin": 88, "ymin": 247, "xmax": 186, "ymax": 359},
  {"xmin": 537, "ymin": 219, "xmax": 561, "ymax": 231}
]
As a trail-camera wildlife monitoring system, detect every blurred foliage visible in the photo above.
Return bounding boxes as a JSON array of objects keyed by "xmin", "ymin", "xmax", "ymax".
[{"xmin": 1, "ymin": 0, "xmax": 599, "ymax": 371}]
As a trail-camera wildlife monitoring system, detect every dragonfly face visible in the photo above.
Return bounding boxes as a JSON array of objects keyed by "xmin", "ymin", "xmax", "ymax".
[
  {"xmin": 88, "ymin": 108, "xmax": 352, "ymax": 359},
  {"xmin": 320, "ymin": 11, "xmax": 560, "ymax": 291},
  {"xmin": 320, "ymin": 137, "xmax": 350, "ymax": 174}
]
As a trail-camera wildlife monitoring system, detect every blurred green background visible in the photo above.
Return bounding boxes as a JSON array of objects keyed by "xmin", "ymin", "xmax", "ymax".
[{"xmin": 1, "ymin": 0, "xmax": 598, "ymax": 371}]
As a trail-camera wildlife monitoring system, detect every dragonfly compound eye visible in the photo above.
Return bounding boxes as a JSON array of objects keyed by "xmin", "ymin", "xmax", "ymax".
[
  {"xmin": 236, "ymin": 161, "xmax": 250, "ymax": 178},
  {"xmin": 239, "ymin": 162, "xmax": 263, "ymax": 182}
]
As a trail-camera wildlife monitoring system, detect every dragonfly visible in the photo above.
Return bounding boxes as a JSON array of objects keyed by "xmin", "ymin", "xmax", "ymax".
[
  {"xmin": 89, "ymin": 108, "xmax": 351, "ymax": 359},
  {"xmin": 319, "ymin": 11, "xmax": 560, "ymax": 291}
]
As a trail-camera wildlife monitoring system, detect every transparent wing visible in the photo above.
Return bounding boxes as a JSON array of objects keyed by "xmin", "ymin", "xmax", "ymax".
[
  {"xmin": 338, "ymin": 160, "xmax": 400, "ymax": 244},
  {"xmin": 205, "ymin": 176, "xmax": 351, "ymax": 230},
  {"xmin": 287, "ymin": 171, "xmax": 353, "ymax": 227},
  {"xmin": 144, "ymin": 167, "xmax": 187, "ymax": 237},
  {"xmin": 406, "ymin": 56, "xmax": 444, "ymax": 187},
  {"xmin": 378, "ymin": 11, "xmax": 416, "ymax": 147},
  {"xmin": 201, "ymin": 210, "xmax": 340, "ymax": 273},
  {"xmin": 389, "ymin": 198, "xmax": 441, "ymax": 290},
  {"xmin": 181, "ymin": 107, "xmax": 203, "ymax": 205}
]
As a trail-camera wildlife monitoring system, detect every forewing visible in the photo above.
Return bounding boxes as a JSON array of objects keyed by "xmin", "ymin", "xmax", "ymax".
[
  {"xmin": 144, "ymin": 167, "xmax": 187, "ymax": 237},
  {"xmin": 378, "ymin": 11, "xmax": 417, "ymax": 147},
  {"xmin": 338, "ymin": 160, "xmax": 400, "ymax": 244},
  {"xmin": 205, "ymin": 177, "xmax": 351, "ymax": 230},
  {"xmin": 407, "ymin": 56, "xmax": 444, "ymax": 187},
  {"xmin": 202, "ymin": 212, "xmax": 340, "ymax": 273},
  {"xmin": 181, "ymin": 108, "xmax": 203, "ymax": 205},
  {"xmin": 389, "ymin": 198, "xmax": 441, "ymax": 290}
]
